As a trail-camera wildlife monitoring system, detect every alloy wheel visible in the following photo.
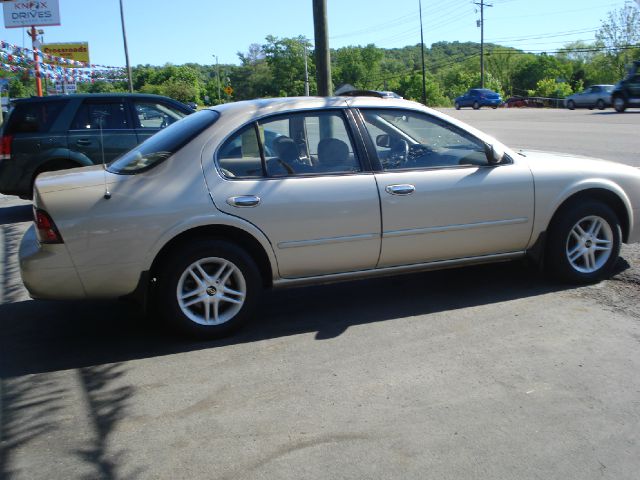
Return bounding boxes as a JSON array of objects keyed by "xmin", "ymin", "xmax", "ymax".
[
  {"xmin": 565, "ymin": 215, "xmax": 613, "ymax": 274},
  {"xmin": 176, "ymin": 256, "xmax": 247, "ymax": 325}
]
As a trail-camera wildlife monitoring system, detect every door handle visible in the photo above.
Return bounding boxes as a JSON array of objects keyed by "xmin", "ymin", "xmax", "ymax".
[
  {"xmin": 227, "ymin": 195, "xmax": 261, "ymax": 208},
  {"xmin": 76, "ymin": 139, "xmax": 91, "ymax": 146},
  {"xmin": 385, "ymin": 184, "xmax": 415, "ymax": 195}
]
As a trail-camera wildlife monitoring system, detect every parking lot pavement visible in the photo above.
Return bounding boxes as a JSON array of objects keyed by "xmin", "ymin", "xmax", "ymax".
[
  {"xmin": 1, "ymin": 110, "xmax": 640, "ymax": 479},
  {"xmin": 442, "ymin": 107, "xmax": 640, "ymax": 167}
]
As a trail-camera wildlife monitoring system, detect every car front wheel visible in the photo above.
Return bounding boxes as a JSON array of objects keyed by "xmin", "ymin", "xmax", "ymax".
[
  {"xmin": 613, "ymin": 96, "xmax": 626, "ymax": 113},
  {"xmin": 566, "ymin": 100, "xmax": 575, "ymax": 110},
  {"xmin": 546, "ymin": 201, "xmax": 621, "ymax": 283},
  {"xmin": 596, "ymin": 99, "xmax": 605, "ymax": 110},
  {"xmin": 454, "ymin": 101, "xmax": 461, "ymax": 110},
  {"xmin": 473, "ymin": 101, "xmax": 480, "ymax": 110},
  {"xmin": 157, "ymin": 239, "xmax": 261, "ymax": 337}
]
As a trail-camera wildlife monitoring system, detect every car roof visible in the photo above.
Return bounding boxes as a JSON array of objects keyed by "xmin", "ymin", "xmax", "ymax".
[
  {"xmin": 205, "ymin": 95, "xmax": 500, "ymax": 151},
  {"xmin": 11, "ymin": 93, "xmax": 184, "ymax": 104}
]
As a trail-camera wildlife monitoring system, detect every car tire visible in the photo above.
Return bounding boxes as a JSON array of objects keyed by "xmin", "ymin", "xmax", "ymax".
[
  {"xmin": 473, "ymin": 101, "xmax": 480, "ymax": 110},
  {"xmin": 454, "ymin": 102, "xmax": 461, "ymax": 110},
  {"xmin": 492, "ymin": 106, "xmax": 498, "ymax": 109},
  {"xmin": 157, "ymin": 239, "xmax": 261, "ymax": 338},
  {"xmin": 546, "ymin": 201, "xmax": 621, "ymax": 284},
  {"xmin": 566, "ymin": 100, "xmax": 575, "ymax": 110},
  {"xmin": 613, "ymin": 96, "xmax": 626, "ymax": 113},
  {"xmin": 596, "ymin": 99, "xmax": 605, "ymax": 110}
]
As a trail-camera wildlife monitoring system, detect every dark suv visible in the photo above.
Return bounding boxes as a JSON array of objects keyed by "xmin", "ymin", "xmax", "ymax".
[
  {"xmin": 611, "ymin": 61, "xmax": 640, "ymax": 113},
  {"xmin": 0, "ymin": 93, "xmax": 193, "ymax": 198}
]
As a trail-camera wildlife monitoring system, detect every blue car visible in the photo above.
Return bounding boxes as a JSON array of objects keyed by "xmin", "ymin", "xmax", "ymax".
[{"xmin": 454, "ymin": 88, "xmax": 502, "ymax": 110}]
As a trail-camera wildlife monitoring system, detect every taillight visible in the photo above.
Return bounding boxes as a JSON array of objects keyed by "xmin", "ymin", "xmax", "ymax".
[
  {"xmin": 34, "ymin": 208, "xmax": 64, "ymax": 244},
  {"xmin": 0, "ymin": 135, "xmax": 12, "ymax": 160}
]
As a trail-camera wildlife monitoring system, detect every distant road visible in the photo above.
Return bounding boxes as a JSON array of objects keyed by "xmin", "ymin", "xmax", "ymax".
[{"xmin": 440, "ymin": 107, "xmax": 640, "ymax": 167}]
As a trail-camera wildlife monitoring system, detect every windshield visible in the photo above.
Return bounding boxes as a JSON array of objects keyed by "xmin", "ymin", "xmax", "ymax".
[{"xmin": 108, "ymin": 110, "xmax": 219, "ymax": 174}]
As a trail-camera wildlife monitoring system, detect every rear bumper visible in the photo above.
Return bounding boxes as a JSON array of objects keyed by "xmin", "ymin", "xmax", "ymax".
[{"xmin": 19, "ymin": 225, "xmax": 87, "ymax": 299}]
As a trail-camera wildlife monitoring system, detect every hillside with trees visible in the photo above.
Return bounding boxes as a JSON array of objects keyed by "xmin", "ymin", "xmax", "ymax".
[{"xmin": 3, "ymin": 2, "xmax": 639, "ymax": 107}]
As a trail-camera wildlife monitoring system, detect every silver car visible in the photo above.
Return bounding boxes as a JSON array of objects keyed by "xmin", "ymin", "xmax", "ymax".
[
  {"xmin": 565, "ymin": 85, "xmax": 614, "ymax": 110},
  {"xmin": 19, "ymin": 96, "xmax": 640, "ymax": 337}
]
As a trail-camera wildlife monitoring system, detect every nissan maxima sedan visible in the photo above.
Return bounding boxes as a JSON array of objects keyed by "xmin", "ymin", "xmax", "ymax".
[{"xmin": 19, "ymin": 95, "xmax": 640, "ymax": 337}]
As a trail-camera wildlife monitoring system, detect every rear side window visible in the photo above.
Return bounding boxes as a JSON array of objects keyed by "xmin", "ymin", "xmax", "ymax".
[
  {"xmin": 71, "ymin": 100, "xmax": 129, "ymax": 130},
  {"xmin": 4, "ymin": 100, "xmax": 66, "ymax": 134},
  {"xmin": 108, "ymin": 109, "xmax": 219, "ymax": 174}
]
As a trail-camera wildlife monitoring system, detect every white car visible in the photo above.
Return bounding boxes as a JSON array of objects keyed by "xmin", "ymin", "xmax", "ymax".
[{"xmin": 19, "ymin": 95, "xmax": 640, "ymax": 337}]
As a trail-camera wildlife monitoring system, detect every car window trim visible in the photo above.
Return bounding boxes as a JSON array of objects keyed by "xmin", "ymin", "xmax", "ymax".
[{"xmin": 253, "ymin": 121, "xmax": 268, "ymax": 177}]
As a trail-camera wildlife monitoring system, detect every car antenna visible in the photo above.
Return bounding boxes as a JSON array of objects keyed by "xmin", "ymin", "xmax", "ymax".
[{"xmin": 92, "ymin": 110, "xmax": 111, "ymax": 199}]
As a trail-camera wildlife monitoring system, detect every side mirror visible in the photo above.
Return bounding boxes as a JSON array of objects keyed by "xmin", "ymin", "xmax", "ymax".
[
  {"xmin": 376, "ymin": 134, "xmax": 391, "ymax": 148},
  {"xmin": 484, "ymin": 143, "xmax": 504, "ymax": 165}
]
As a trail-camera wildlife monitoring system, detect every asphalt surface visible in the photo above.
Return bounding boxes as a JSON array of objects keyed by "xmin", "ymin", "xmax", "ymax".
[{"xmin": 1, "ymin": 108, "xmax": 640, "ymax": 480}]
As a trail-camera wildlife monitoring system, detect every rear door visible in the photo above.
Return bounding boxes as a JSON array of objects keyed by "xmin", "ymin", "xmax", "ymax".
[
  {"xmin": 207, "ymin": 108, "xmax": 381, "ymax": 279},
  {"xmin": 67, "ymin": 97, "xmax": 137, "ymax": 165}
]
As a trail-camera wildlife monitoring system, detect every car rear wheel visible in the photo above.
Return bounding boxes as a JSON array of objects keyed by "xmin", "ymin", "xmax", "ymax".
[
  {"xmin": 566, "ymin": 100, "xmax": 575, "ymax": 110},
  {"xmin": 546, "ymin": 201, "xmax": 621, "ymax": 284},
  {"xmin": 613, "ymin": 96, "xmax": 626, "ymax": 113},
  {"xmin": 157, "ymin": 239, "xmax": 261, "ymax": 337},
  {"xmin": 472, "ymin": 101, "xmax": 480, "ymax": 110},
  {"xmin": 596, "ymin": 99, "xmax": 605, "ymax": 110}
]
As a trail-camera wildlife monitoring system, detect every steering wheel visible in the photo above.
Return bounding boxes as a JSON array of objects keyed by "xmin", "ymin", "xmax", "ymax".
[{"xmin": 388, "ymin": 138, "xmax": 409, "ymax": 167}]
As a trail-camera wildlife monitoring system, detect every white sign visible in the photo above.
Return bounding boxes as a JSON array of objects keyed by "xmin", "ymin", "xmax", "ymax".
[
  {"xmin": 3, "ymin": 0, "xmax": 61, "ymax": 28},
  {"xmin": 54, "ymin": 80, "xmax": 76, "ymax": 95}
]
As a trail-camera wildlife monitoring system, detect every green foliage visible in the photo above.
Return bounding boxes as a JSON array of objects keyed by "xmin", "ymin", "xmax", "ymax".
[
  {"xmin": 3, "ymin": 2, "xmax": 632, "ymax": 107},
  {"xmin": 528, "ymin": 78, "xmax": 573, "ymax": 98},
  {"xmin": 595, "ymin": 1, "xmax": 640, "ymax": 79},
  {"xmin": 262, "ymin": 35, "xmax": 312, "ymax": 97}
]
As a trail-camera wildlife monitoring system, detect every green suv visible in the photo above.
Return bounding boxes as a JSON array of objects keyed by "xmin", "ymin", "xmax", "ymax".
[
  {"xmin": 611, "ymin": 61, "xmax": 640, "ymax": 113},
  {"xmin": 0, "ymin": 93, "xmax": 193, "ymax": 198}
]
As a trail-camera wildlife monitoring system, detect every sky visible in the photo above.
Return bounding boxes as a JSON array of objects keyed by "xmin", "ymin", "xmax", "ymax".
[{"xmin": 0, "ymin": 0, "xmax": 633, "ymax": 68}]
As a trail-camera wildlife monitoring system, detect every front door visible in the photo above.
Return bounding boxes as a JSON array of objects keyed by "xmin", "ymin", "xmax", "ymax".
[
  {"xmin": 358, "ymin": 108, "xmax": 534, "ymax": 267},
  {"xmin": 206, "ymin": 109, "xmax": 381, "ymax": 279}
]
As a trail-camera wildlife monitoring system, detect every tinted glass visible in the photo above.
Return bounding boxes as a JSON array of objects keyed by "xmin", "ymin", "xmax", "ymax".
[
  {"xmin": 361, "ymin": 109, "xmax": 488, "ymax": 170},
  {"xmin": 108, "ymin": 109, "xmax": 218, "ymax": 174},
  {"xmin": 71, "ymin": 101, "xmax": 129, "ymax": 130},
  {"xmin": 4, "ymin": 100, "xmax": 66, "ymax": 134}
]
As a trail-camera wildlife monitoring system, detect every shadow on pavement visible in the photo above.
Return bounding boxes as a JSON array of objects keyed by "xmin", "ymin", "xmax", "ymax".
[
  {"xmin": 0, "ymin": 260, "xmax": 581, "ymax": 378},
  {"xmin": 0, "ymin": 204, "xmax": 31, "ymax": 226}
]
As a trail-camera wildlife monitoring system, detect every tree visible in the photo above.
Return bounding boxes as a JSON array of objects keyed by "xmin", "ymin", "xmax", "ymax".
[
  {"xmin": 596, "ymin": 1, "xmax": 640, "ymax": 78},
  {"xmin": 262, "ymin": 35, "xmax": 312, "ymax": 97}
]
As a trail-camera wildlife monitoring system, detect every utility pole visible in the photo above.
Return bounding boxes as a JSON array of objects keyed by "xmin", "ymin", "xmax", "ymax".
[
  {"xmin": 27, "ymin": 27, "xmax": 43, "ymax": 97},
  {"xmin": 475, "ymin": 1, "xmax": 492, "ymax": 88},
  {"xmin": 119, "ymin": 0, "xmax": 134, "ymax": 93},
  {"xmin": 419, "ymin": 0, "xmax": 426, "ymax": 105},
  {"xmin": 303, "ymin": 45, "xmax": 310, "ymax": 96},
  {"xmin": 312, "ymin": 0, "xmax": 332, "ymax": 96},
  {"xmin": 213, "ymin": 55, "xmax": 221, "ymax": 104}
]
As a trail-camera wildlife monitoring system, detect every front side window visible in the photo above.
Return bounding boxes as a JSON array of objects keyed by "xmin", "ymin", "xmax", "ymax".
[
  {"xmin": 360, "ymin": 109, "xmax": 489, "ymax": 170},
  {"xmin": 133, "ymin": 101, "xmax": 187, "ymax": 129},
  {"xmin": 71, "ymin": 100, "xmax": 129, "ymax": 130},
  {"xmin": 217, "ymin": 110, "xmax": 360, "ymax": 179}
]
